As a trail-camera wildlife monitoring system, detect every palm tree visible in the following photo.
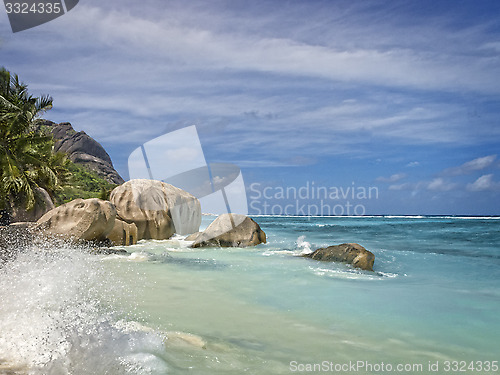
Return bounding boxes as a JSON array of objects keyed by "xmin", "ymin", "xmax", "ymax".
[{"xmin": 0, "ymin": 67, "xmax": 58, "ymax": 214}]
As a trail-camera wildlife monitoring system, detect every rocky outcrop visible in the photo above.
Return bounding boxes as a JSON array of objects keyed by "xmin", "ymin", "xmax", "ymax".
[
  {"xmin": 304, "ymin": 243, "xmax": 375, "ymax": 271},
  {"xmin": 10, "ymin": 187, "xmax": 55, "ymax": 223},
  {"xmin": 107, "ymin": 219, "xmax": 138, "ymax": 246},
  {"xmin": 35, "ymin": 120, "xmax": 124, "ymax": 184},
  {"xmin": 110, "ymin": 179, "xmax": 201, "ymax": 240},
  {"xmin": 35, "ymin": 198, "xmax": 116, "ymax": 242},
  {"xmin": 191, "ymin": 213, "xmax": 266, "ymax": 248}
]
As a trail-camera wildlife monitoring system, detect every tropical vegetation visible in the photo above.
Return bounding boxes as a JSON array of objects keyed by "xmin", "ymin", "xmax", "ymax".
[
  {"xmin": 56, "ymin": 162, "xmax": 116, "ymax": 205},
  {"xmin": 0, "ymin": 67, "xmax": 115, "ymax": 222},
  {"xmin": 0, "ymin": 67, "xmax": 60, "ymax": 211}
]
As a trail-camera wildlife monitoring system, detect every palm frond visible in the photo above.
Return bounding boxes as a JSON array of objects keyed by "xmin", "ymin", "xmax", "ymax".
[
  {"xmin": 35, "ymin": 95, "xmax": 53, "ymax": 115},
  {"xmin": 0, "ymin": 67, "xmax": 58, "ymax": 212}
]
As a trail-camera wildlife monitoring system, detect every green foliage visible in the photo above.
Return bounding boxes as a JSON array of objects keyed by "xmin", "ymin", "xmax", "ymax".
[
  {"xmin": 0, "ymin": 67, "xmax": 118, "ymax": 214},
  {"xmin": 0, "ymin": 67, "xmax": 57, "ymax": 211},
  {"xmin": 54, "ymin": 162, "xmax": 117, "ymax": 205}
]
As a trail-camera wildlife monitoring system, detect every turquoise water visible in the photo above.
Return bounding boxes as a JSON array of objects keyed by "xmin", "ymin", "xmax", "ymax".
[{"xmin": 1, "ymin": 216, "xmax": 499, "ymax": 374}]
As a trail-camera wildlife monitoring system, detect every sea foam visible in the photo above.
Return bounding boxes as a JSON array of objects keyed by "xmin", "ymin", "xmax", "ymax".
[
  {"xmin": 0, "ymin": 242, "xmax": 168, "ymax": 374},
  {"xmin": 296, "ymin": 235, "xmax": 313, "ymax": 255}
]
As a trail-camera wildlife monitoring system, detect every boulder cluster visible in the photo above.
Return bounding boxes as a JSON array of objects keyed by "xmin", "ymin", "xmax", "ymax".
[
  {"xmin": 8, "ymin": 179, "xmax": 267, "ymax": 250},
  {"xmin": 4, "ymin": 178, "xmax": 377, "ymax": 271},
  {"xmin": 33, "ymin": 179, "xmax": 203, "ymax": 246}
]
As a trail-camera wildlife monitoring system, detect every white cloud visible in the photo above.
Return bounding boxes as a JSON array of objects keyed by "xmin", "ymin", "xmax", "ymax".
[
  {"xmin": 389, "ymin": 182, "xmax": 414, "ymax": 191},
  {"xmin": 3, "ymin": 0, "xmax": 500, "ymax": 174},
  {"xmin": 376, "ymin": 173, "xmax": 407, "ymax": 183},
  {"xmin": 388, "ymin": 178, "xmax": 458, "ymax": 192},
  {"xmin": 427, "ymin": 178, "xmax": 458, "ymax": 192},
  {"xmin": 406, "ymin": 161, "xmax": 420, "ymax": 167},
  {"xmin": 466, "ymin": 174, "xmax": 500, "ymax": 192},
  {"xmin": 441, "ymin": 155, "xmax": 497, "ymax": 176},
  {"xmin": 19, "ymin": 2, "xmax": 500, "ymax": 95}
]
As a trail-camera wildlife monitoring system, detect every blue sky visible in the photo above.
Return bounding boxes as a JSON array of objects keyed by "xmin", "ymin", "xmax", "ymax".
[{"xmin": 1, "ymin": 0, "xmax": 499, "ymax": 215}]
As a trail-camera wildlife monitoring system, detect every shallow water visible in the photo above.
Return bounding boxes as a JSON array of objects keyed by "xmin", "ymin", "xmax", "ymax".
[{"xmin": 1, "ymin": 216, "xmax": 499, "ymax": 374}]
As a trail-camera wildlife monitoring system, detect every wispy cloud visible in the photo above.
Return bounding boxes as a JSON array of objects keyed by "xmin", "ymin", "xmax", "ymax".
[
  {"xmin": 376, "ymin": 173, "xmax": 407, "ymax": 183},
  {"xmin": 3, "ymin": 1, "xmax": 499, "ymax": 161},
  {"xmin": 2, "ymin": 0, "xmax": 500, "ymax": 214},
  {"xmin": 466, "ymin": 174, "xmax": 500, "ymax": 192},
  {"xmin": 44, "ymin": 3, "xmax": 500, "ymax": 95},
  {"xmin": 389, "ymin": 182, "xmax": 415, "ymax": 191},
  {"xmin": 388, "ymin": 178, "xmax": 458, "ymax": 192},
  {"xmin": 427, "ymin": 178, "xmax": 458, "ymax": 192},
  {"xmin": 387, "ymin": 156, "xmax": 497, "ymax": 194},
  {"xmin": 440, "ymin": 155, "xmax": 497, "ymax": 176}
]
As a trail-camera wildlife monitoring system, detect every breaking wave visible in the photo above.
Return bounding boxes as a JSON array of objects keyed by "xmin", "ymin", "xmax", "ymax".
[{"xmin": 0, "ymin": 242, "xmax": 169, "ymax": 374}]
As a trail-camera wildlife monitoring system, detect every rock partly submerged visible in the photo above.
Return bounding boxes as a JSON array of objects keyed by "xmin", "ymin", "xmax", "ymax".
[
  {"xmin": 110, "ymin": 179, "xmax": 201, "ymax": 241},
  {"xmin": 107, "ymin": 218, "xmax": 138, "ymax": 246},
  {"xmin": 164, "ymin": 331, "xmax": 207, "ymax": 350},
  {"xmin": 191, "ymin": 213, "xmax": 266, "ymax": 248},
  {"xmin": 304, "ymin": 243, "xmax": 375, "ymax": 271}
]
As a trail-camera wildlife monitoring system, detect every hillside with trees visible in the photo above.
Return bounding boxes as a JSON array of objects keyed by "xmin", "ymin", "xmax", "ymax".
[{"xmin": 0, "ymin": 67, "xmax": 119, "ymax": 224}]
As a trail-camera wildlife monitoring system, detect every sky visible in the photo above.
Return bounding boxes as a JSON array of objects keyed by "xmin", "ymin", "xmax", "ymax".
[{"xmin": 1, "ymin": 0, "xmax": 500, "ymax": 215}]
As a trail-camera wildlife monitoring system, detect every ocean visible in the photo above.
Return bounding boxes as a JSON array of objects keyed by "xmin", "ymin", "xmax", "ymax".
[{"xmin": 1, "ymin": 216, "xmax": 499, "ymax": 374}]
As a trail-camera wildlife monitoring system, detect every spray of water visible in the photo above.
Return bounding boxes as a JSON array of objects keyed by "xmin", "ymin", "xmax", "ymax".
[
  {"xmin": 296, "ymin": 235, "xmax": 312, "ymax": 255},
  {"xmin": 0, "ymin": 240, "xmax": 169, "ymax": 374}
]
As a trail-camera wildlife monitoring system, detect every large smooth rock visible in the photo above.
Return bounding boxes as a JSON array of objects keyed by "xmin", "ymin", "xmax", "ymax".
[
  {"xmin": 10, "ymin": 187, "xmax": 55, "ymax": 223},
  {"xmin": 35, "ymin": 198, "xmax": 116, "ymax": 242},
  {"xmin": 107, "ymin": 218, "xmax": 138, "ymax": 246},
  {"xmin": 191, "ymin": 213, "xmax": 266, "ymax": 248},
  {"xmin": 110, "ymin": 179, "xmax": 201, "ymax": 240},
  {"xmin": 305, "ymin": 243, "xmax": 375, "ymax": 271}
]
